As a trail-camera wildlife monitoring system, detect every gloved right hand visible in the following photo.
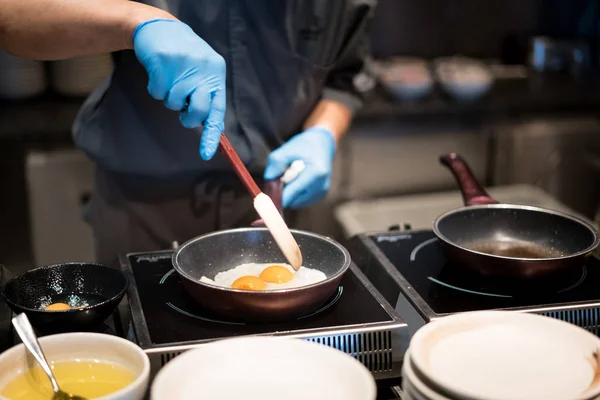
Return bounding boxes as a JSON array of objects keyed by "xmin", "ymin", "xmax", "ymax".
[{"xmin": 133, "ymin": 19, "xmax": 225, "ymax": 160}]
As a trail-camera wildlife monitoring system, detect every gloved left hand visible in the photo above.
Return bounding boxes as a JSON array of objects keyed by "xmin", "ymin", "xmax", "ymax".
[
  {"xmin": 264, "ymin": 126, "xmax": 336, "ymax": 209},
  {"xmin": 132, "ymin": 19, "xmax": 226, "ymax": 160}
]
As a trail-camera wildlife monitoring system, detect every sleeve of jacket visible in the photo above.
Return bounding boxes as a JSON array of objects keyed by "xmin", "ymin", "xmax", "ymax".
[{"xmin": 322, "ymin": 2, "xmax": 376, "ymax": 115}]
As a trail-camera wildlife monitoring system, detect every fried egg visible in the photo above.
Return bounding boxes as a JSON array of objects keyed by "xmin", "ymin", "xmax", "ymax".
[{"xmin": 200, "ymin": 263, "xmax": 327, "ymax": 291}]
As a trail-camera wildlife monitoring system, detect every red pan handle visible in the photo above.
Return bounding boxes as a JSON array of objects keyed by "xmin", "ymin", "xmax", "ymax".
[
  {"xmin": 439, "ymin": 153, "xmax": 498, "ymax": 206},
  {"xmin": 218, "ymin": 134, "xmax": 262, "ymax": 198}
]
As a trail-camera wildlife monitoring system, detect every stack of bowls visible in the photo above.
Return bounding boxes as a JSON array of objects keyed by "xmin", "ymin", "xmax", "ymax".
[
  {"xmin": 402, "ymin": 311, "xmax": 600, "ymax": 400},
  {"xmin": 0, "ymin": 51, "xmax": 46, "ymax": 100},
  {"xmin": 50, "ymin": 53, "xmax": 112, "ymax": 96}
]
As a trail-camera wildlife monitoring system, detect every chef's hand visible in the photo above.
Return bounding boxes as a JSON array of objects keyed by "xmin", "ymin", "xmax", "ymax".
[
  {"xmin": 264, "ymin": 126, "xmax": 336, "ymax": 209},
  {"xmin": 133, "ymin": 19, "xmax": 225, "ymax": 160}
]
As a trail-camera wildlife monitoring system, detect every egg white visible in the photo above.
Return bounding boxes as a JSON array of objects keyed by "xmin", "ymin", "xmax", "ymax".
[{"xmin": 199, "ymin": 263, "xmax": 327, "ymax": 290}]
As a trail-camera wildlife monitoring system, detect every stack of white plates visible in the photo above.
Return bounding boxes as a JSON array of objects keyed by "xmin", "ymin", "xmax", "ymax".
[
  {"xmin": 0, "ymin": 51, "xmax": 46, "ymax": 99},
  {"xmin": 402, "ymin": 311, "xmax": 600, "ymax": 400},
  {"xmin": 50, "ymin": 53, "xmax": 112, "ymax": 96}
]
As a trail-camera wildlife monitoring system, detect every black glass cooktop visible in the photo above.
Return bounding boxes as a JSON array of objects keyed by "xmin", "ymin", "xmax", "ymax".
[
  {"xmin": 124, "ymin": 252, "xmax": 396, "ymax": 348},
  {"xmin": 348, "ymin": 230, "xmax": 600, "ymax": 316}
]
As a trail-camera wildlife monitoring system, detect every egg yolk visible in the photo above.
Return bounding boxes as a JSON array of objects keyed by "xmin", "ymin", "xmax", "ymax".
[
  {"xmin": 45, "ymin": 302, "xmax": 71, "ymax": 311},
  {"xmin": 259, "ymin": 265, "xmax": 293, "ymax": 284},
  {"xmin": 231, "ymin": 276, "xmax": 266, "ymax": 291}
]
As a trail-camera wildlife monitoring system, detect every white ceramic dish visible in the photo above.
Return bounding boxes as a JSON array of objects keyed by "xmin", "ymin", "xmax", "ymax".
[
  {"xmin": 434, "ymin": 57, "xmax": 493, "ymax": 101},
  {"xmin": 382, "ymin": 79, "xmax": 433, "ymax": 102},
  {"xmin": 409, "ymin": 311, "xmax": 600, "ymax": 400},
  {"xmin": 151, "ymin": 336, "xmax": 377, "ymax": 400},
  {"xmin": 439, "ymin": 78, "xmax": 492, "ymax": 102},
  {"xmin": 374, "ymin": 57, "xmax": 433, "ymax": 102},
  {"xmin": 402, "ymin": 350, "xmax": 451, "ymax": 400},
  {"xmin": 0, "ymin": 332, "xmax": 150, "ymax": 400}
]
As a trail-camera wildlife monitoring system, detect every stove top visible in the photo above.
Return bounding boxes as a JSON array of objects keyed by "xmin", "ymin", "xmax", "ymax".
[
  {"xmin": 347, "ymin": 230, "xmax": 600, "ymax": 334},
  {"xmin": 122, "ymin": 251, "xmax": 407, "ymax": 377}
]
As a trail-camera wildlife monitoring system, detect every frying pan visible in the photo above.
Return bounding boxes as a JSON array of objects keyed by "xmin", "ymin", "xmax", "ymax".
[
  {"xmin": 172, "ymin": 178, "xmax": 352, "ymax": 322},
  {"xmin": 1, "ymin": 262, "xmax": 128, "ymax": 333},
  {"xmin": 433, "ymin": 153, "xmax": 600, "ymax": 280}
]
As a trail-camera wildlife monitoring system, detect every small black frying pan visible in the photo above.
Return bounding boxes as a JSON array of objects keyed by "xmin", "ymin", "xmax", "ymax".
[
  {"xmin": 1, "ymin": 262, "xmax": 128, "ymax": 333},
  {"xmin": 433, "ymin": 153, "xmax": 600, "ymax": 280}
]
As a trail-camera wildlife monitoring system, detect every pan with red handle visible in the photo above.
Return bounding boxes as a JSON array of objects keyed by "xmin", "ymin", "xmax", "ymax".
[{"xmin": 433, "ymin": 153, "xmax": 600, "ymax": 279}]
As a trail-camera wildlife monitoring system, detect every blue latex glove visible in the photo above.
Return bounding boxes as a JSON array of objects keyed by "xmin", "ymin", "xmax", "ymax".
[
  {"xmin": 132, "ymin": 19, "xmax": 226, "ymax": 160},
  {"xmin": 264, "ymin": 126, "xmax": 336, "ymax": 209}
]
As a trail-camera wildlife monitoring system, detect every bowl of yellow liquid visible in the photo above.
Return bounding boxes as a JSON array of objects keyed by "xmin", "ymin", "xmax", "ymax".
[{"xmin": 0, "ymin": 332, "xmax": 149, "ymax": 400}]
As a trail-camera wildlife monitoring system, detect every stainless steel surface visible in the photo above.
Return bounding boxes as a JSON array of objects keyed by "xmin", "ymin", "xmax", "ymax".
[
  {"xmin": 335, "ymin": 184, "xmax": 590, "ymax": 238},
  {"xmin": 153, "ymin": 330, "xmax": 400, "ymax": 379},
  {"xmin": 492, "ymin": 118, "xmax": 600, "ymax": 218},
  {"xmin": 26, "ymin": 149, "xmax": 95, "ymax": 266},
  {"xmin": 343, "ymin": 121, "xmax": 489, "ymax": 199},
  {"xmin": 11, "ymin": 313, "xmax": 86, "ymax": 400},
  {"xmin": 172, "ymin": 228, "xmax": 352, "ymax": 321}
]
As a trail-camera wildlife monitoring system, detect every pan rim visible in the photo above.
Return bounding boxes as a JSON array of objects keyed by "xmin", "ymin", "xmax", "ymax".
[
  {"xmin": 1, "ymin": 262, "xmax": 129, "ymax": 314},
  {"xmin": 432, "ymin": 203, "xmax": 600, "ymax": 261},
  {"xmin": 171, "ymin": 227, "xmax": 352, "ymax": 295}
]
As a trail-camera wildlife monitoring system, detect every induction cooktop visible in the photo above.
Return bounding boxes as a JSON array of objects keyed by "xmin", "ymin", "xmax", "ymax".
[
  {"xmin": 346, "ymin": 230, "xmax": 600, "ymax": 335},
  {"xmin": 122, "ymin": 251, "xmax": 408, "ymax": 378}
]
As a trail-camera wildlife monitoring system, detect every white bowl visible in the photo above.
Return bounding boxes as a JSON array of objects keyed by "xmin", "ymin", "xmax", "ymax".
[
  {"xmin": 439, "ymin": 78, "xmax": 492, "ymax": 102},
  {"xmin": 0, "ymin": 332, "xmax": 150, "ymax": 400},
  {"xmin": 408, "ymin": 311, "xmax": 600, "ymax": 400},
  {"xmin": 151, "ymin": 336, "xmax": 377, "ymax": 400},
  {"xmin": 382, "ymin": 79, "xmax": 434, "ymax": 102},
  {"xmin": 434, "ymin": 57, "xmax": 493, "ymax": 102}
]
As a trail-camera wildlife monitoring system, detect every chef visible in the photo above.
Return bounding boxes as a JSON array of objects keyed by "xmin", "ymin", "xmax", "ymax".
[{"xmin": 0, "ymin": 0, "xmax": 375, "ymax": 266}]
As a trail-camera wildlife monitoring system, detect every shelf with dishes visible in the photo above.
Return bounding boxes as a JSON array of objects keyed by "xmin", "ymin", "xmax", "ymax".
[{"xmin": 0, "ymin": 51, "xmax": 111, "ymax": 101}]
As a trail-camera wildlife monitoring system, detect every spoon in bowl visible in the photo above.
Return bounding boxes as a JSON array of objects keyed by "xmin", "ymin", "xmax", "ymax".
[{"xmin": 11, "ymin": 313, "xmax": 86, "ymax": 400}]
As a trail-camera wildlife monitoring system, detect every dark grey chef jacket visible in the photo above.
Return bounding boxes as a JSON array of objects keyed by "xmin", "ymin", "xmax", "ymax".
[
  {"xmin": 72, "ymin": 0, "xmax": 375, "ymax": 179},
  {"xmin": 75, "ymin": 0, "xmax": 375, "ymax": 266}
]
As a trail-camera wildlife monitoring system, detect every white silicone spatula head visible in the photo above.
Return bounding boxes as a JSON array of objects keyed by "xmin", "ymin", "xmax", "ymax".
[{"xmin": 253, "ymin": 193, "xmax": 303, "ymax": 270}]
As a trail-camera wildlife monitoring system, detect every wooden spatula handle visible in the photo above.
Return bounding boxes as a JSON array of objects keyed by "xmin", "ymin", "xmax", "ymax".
[{"xmin": 218, "ymin": 134, "xmax": 261, "ymax": 197}]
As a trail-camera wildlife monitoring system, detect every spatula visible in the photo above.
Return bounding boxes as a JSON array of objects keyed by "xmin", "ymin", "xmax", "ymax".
[{"xmin": 218, "ymin": 134, "xmax": 303, "ymax": 270}]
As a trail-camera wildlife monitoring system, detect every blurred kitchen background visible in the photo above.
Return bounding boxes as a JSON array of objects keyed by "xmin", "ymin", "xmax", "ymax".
[{"xmin": 3, "ymin": 0, "xmax": 600, "ymax": 273}]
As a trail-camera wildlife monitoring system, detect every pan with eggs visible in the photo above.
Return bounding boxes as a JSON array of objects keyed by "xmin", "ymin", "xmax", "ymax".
[
  {"xmin": 172, "ymin": 228, "xmax": 352, "ymax": 321},
  {"xmin": 200, "ymin": 263, "xmax": 327, "ymax": 291}
]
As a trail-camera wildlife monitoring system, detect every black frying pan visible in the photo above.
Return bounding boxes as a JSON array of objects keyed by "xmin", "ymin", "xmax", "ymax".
[
  {"xmin": 433, "ymin": 153, "xmax": 600, "ymax": 280},
  {"xmin": 1, "ymin": 262, "xmax": 128, "ymax": 333},
  {"xmin": 171, "ymin": 178, "xmax": 352, "ymax": 322},
  {"xmin": 172, "ymin": 228, "xmax": 350, "ymax": 322}
]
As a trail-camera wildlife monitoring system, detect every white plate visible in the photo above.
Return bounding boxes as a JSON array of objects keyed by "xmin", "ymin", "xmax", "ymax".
[
  {"xmin": 409, "ymin": 311, "xmax": 600, "ymax": 400},
  {"xmin": 151, "ymin": 336, "xmax": 377, "ymax": 400},
  {"xmin": 402, "ymin": 350, "xmax": 452, "ymax": 400}
]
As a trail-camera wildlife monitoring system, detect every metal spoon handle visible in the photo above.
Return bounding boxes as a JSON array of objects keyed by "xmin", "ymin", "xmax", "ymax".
[{"xmin": 12, "ymin": 313, "xmax": 61, "ymax": 393}]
